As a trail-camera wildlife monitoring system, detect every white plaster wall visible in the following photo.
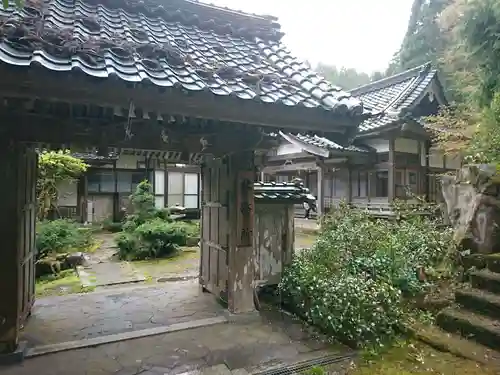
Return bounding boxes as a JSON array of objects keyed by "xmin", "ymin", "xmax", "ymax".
[
  {"xmin": 420, "ymin": 143, "xmax": 426, "ymax": 167},
  {"xmin": 429, "ymin": 150, "xmax": 444, "ymax": 168},
  {"xmin": 394, "ymin": 138, "xmax": 419, "ymax": 154},
  {"xmin": 115, "ymin": 154, "xmax": 143, "ymax": 169},
  {"xmin": 364, "ymin": 139, "xmax": 390, "ymax": 153},
  {"xmin": 57, "ymin": 180, "xmax": 78, "ymax": 206},
  {"xmin": 276, "ymin": 143, "xmax": 302, "ymax": 155}
]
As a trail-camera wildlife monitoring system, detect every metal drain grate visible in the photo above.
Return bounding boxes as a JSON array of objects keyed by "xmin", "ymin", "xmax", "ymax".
[{"xmin": 252, "ymin": 353, "xmax": 356, "ymax": 375}]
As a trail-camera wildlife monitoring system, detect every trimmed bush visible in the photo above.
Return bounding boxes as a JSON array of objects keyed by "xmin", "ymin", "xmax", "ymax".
[
  {"xmin": 279, "ymin": 202, "xmax": 455, "ymax": 348},
  {"xmin": 36, "ymin": 219, "xmax": 93, "ymax": 260},
  {"xmin": 115, "ymin": 181, "xmax": 198, "ymax": 260}
]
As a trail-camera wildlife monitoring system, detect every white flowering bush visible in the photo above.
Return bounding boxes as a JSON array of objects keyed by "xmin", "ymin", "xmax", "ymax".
[{"xmin": 279, "ymin": 203, "xmax": 455, "ymax": 348}]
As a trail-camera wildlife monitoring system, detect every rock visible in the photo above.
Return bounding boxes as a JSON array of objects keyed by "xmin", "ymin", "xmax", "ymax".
[
  {"xmin": 65, "ymin": 252, "xmax": 87, "ymax": 268},
  {"xmin": 442, "ymin": 164, "xmax": 500, "ymax": 254},
  {"xmin": 186, "ymin": 237, "xmax": 200, "ymax": 247},
  {"xmin": 36, "ymin": 258, "xmax": 61, "ymax": 277}
]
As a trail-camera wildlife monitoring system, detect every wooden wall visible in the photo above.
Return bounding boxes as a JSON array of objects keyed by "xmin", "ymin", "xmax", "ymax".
[{"xmin": 253, "ymin": 203, "xmax": 294, "ymax": 286}]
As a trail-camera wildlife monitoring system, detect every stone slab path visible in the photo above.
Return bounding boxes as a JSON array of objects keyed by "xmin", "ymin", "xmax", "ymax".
[
  {"xmin": 78, "ymin": 233, "xmax": 146, "ymax": 288},
  {"xmin": 21, "ymin": 280, "xmax": 225, "ymax": 347},
  {"xmin": 9, "ymin": 310, "xmax": 353, "ymax": 375}
]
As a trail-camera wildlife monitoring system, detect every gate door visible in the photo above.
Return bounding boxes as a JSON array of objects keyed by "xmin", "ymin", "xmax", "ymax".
[
  {"xmin": 18, "ymin": 145, "xmax": 37, "ymax": 326},
  {"xmin": 200, "ymin": 157, "xmax": 230, "ymax": 302}
]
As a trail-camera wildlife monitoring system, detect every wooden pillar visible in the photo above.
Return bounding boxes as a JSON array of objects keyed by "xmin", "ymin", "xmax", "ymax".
[
  {"xmin": 388, "ymin": 138, "xmax": 395, "ymax": 202},
  {"xmin": 346, "ymin": 166, "xmax": 352, "ymax": 203},
  {"xmin": 420, "ymin": 140, "xmax": 430, "ymax": 200},
  {"xmin": 227, "ymin": 151, "xmax": 255, "ymax": 314},
  {"xmin": 317, "ymin": 166, "xmax": 324, "ymax": 216},
  {"xmin": 77, "ymin": 175, "xmax": 88, "ymax": 223}
]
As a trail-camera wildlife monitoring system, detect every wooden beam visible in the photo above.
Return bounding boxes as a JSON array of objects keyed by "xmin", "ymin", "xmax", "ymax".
[
  {"xmin": 0, "ymin": 68, "xmax": 360, "ymax": 133},
  {"xmin": 2, "ymin": 113, "xmax": 270, "ymax": 155}
]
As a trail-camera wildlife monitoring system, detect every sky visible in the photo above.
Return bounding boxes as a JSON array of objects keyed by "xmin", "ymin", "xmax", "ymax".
[{"xmin": 202, "ymin": 0, "xmax": 414, "ymax": 74}]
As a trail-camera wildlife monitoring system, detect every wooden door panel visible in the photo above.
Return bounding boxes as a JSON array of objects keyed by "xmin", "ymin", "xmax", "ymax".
[
  {"xmin": 19, "ymin": 146, "xmax": 37, "ymax": 325},
  {"xmin": 200, "ymin": 158, "xmax": 230, "ymax": 301}
]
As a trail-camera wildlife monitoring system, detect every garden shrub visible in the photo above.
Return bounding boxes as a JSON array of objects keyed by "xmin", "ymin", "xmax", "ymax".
[
  {"xmin": 36, "ymin": 219, "xmax": 93, "ymax": 260},
  {"xmin": 115, "ymin": 180, "xmax": 195, "ymax": 260},
  {"xmin": 101, "ymin": 218, "xmax": 123, "ymax": 233},
  {"xmin": 279, "ymin": 202, "xmax": 455, "ymax": 348}
]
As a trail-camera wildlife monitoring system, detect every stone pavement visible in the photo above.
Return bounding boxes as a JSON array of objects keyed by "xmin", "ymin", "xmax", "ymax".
[
  {"xmin": 6, "ymin": 310, "xmax": 353, "ymax": 375},
  {"xmin": 78, "ymin": 233, "xmax": 146, "ymax": 288},
  {"xmin": 294, "ymin": 218, "xmax": 320, "ymax": 233},
  {"xmin": 21, "ymin": 280, "xmax": 225, "ymax": 347}
]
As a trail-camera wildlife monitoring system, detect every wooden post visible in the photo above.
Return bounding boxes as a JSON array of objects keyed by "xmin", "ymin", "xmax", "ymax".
[
  {"xmin": 77, "ymin": 175, "xmax": 88, "ymax": 223},
  {"xmin": 388, "ymin": 138, "xmax": 395, "ymax": 202},
  {"xmin": 423, "ymin": 140, "xmax": 430, "ymax": 201},
  {"xmin": 346, "ymin": 166, "xmax": 352, "ymax": 203},
  {"xmin": 0, "ymin": 142, "xmax": 21, "ymax": 354},
  {"xmin": 227, "ymin": 151, "xmax": 255, "ymax": 314},
  {"xmin": 317, "ymin": 166, "xmax": 324, "ymax": 216}
]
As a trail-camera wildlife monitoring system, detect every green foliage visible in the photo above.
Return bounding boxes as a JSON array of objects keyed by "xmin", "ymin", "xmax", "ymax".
[
  {"xmin": 36, "ymin": 219, "xmax": 93, "ymax": 260},
  {"xmin": 394, "ymin": 0, "xmax": 449, "ymax": 72},
  {"xmin": 37, "ymin": 150, "xmax": 88, "ymax": 220},
  {"xmin": 2, "ymin": 0, "xmax": 24, "ymax": 12},
  {"xmin": 115, "ymin": 181, "xmax": 200, "ymax": 260},
  {"xmin": 460, "ymin": 0, "xmax": 500, "ymax": 107},
  {"xmin": 466, "ymin": 93, "xmax": 500, "ymax": 164},
  {"xmin": 279, "ymin": 204, "xmax": 455, "ymax": 348}
]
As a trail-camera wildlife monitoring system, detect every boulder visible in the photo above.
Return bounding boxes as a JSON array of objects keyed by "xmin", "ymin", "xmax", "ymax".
[
  {"xmin": 442, "ymin": 164, "xmax": 500, "ymax": 254},
  {"xmin": 36, "ymin": 258, "xmax": 61, "ymax": 277},
  {"xmin": 186, "ymin": 237, "xmax": 200, "ymax": 247}
]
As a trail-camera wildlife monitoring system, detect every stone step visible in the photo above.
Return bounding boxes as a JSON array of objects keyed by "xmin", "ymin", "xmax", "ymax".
[
  {"xmin": 437, "ymin": 307, "xmax": 500, "ymax": 350},
  {"xmin": 456, "ymin": 288, "xmax": 500, "ymax": 319},
  {"xmin": 464, "ymin": 253, "xmax": 500, "ymax": 273},
  {"xmin": 408, "ymin": 322, "xmax": 500, "ymax": 369},
  {"xmin": 470, "ymin": 269, "xmax": 500, "ymax": 294},
  {"xmin": 487, "ymin": 255, "xmax": 500, "ymax": 274}
]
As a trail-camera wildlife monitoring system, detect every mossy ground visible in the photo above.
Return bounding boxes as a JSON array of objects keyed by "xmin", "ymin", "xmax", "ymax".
[
  {"xmin": 348, "ymin": 340, "xmax": 495, "ymax": 375},
  {"xmin": 35, "ymin": 269, "xmax": 95, "ymax": 297},
  {"xmin": 132, "ymin": 246, "xmax": 200, "ymax": 281}
]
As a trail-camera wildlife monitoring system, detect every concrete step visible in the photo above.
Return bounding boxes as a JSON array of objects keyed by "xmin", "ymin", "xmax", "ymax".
[
  {"xmin": 437, "ymin": 307, "xmax": 500, "ymax": 350},
  {"xmin": 471, "ymin": 269, "xmax": 500, "ymax": 294},
  {"xmin": 456, "ymin": 288, "xmax": 500, "ymax": 319}
]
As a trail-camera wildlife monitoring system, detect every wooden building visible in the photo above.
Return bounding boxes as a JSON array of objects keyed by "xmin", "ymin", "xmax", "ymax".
[
  {"xmin": 262, "ymin": 63, "xmax": 460, "ymax": 217},
  {"xmin": 57, "ymin": 149, "xmax": 201, "ymax": 223},
  {"xmin": 0, "ymin": 0, "xmax": 367, "ymax": 358}
]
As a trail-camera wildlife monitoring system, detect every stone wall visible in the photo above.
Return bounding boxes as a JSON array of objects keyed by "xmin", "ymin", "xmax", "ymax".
[{"xmin": 442, "ymin": 165, "xmax": 500, "ymax": 254}]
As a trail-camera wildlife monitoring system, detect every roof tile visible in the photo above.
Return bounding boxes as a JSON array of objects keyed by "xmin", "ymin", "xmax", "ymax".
[
  {"xmin": 293, "ymin": 134, "xmax": 370, "ymax": 153},
  {"xmin": 254, "ymin": 181, "xmax": 308, "ymax": 202},
  {"xmin": 0, "ymin": 0, "xmax": 363, "ymax": 117},
  {"xmin": 349, "ymin": 63, "xmax": 438, "ymax": 132}
]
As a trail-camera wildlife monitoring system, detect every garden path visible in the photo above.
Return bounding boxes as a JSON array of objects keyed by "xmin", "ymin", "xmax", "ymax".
[
  {"xmin": 12, "ymin": 307, "xmax": 350, "ymax": 375},
  {"xmin": 77, "ymin": 233, "xmax": 146, "ymax": 288},
  {"xmin": 21, "ymin": 280, "xmax": 225, "ymax": 348}
]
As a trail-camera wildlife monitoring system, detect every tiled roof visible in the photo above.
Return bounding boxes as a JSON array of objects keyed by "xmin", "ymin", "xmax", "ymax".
[
  {"xmin": 292, "ymin": 133, "xmax": 371, "ymax": 153},
  {"xmin": 349, "ymin": 63, "xmax": 438, "ymax": 132},
  {"xmin": 254, "ymin": 181, "xmax": 308, "ymax": 202},
  {"xmin": 72, "ymin": 152, "xmax": 118, "ymax": 163},
  {"xmin": 0, "ymin": 0, "xmax": 363, "ymax": 117}
]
